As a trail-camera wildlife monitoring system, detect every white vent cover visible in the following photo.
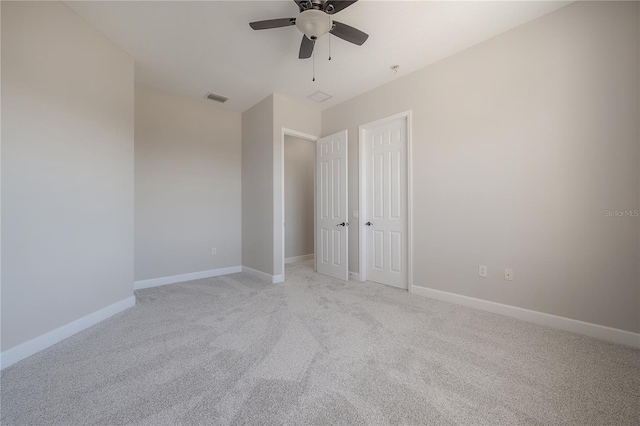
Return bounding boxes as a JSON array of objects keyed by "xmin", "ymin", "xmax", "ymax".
[
  {"xmin": 204, "ymin": 92, "xmax": 228, "ymax": 103},
  {"xmin": 307, "ymin": 90, "xmax": 332, "ymax": 103}
]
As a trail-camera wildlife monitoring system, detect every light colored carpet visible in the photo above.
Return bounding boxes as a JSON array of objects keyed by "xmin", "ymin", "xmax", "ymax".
[{"xmin": 1, "ymin": 259, "xmax": 639, "ymax": 425}]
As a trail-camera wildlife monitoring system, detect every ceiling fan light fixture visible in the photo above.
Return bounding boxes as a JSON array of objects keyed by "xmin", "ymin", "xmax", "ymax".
[{"xmin": 296, "ymin": 10, "xmax": 332, "ymax": 39}]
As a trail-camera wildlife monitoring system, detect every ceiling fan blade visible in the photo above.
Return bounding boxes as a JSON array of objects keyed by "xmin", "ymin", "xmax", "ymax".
[
  {"xmin": 299, "ymin": 35, "xmax": 315, "ymax": 59},
  {"xmin": 330, "ymin": 21, "xmax": 369, "ymax": 46},
  {"xmin": 323, "ymin": 0, "xmax": 358, "ymax": 14},
  {"xmin": 249, "ymin": 18, "xmax": 296, "ymax": 30}
]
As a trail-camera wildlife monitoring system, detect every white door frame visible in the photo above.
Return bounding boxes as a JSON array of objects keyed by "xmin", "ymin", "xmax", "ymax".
[
  {"xmin": 358, "ymin": 111, "xmax": 414, "ymax": 292},
  {"xmin": 277, "ymin": 128, "xmax": 320, "ymax": 282}
]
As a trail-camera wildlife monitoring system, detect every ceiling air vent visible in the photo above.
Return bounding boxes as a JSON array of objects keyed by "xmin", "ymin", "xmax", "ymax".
[
  {"xmin": 307, "ymin": 90, "xmax": 332, "ymax": 103},
  {"xmin": 204, "ymin": 92, "xmax": 228, "ymax": 103}
]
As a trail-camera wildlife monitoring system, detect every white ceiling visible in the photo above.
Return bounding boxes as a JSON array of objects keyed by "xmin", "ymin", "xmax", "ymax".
[{"xmin": 66, "ymin": 1, "xmax": 569, "ymax": 112}]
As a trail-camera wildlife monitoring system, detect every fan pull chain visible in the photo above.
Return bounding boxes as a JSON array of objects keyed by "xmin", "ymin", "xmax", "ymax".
[
  {"xmin": 312, "ymin": 48, "xmax": 315, "ymax": 82},
  {"xmin": 328, "ymin": 35, "xmax": 332, "ymax": 61}
]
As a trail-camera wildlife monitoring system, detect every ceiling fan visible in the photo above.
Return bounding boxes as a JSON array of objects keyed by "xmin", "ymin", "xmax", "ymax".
[{"xmin": 249, "ymin": 0, "xmax": 369, "ymax": 59}]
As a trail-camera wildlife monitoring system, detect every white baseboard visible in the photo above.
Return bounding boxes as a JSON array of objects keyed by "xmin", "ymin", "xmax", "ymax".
[
  {"xmin": 285, "ymin": 254, "xmax": 314, "ymax": 264},
  {"xmin": 349, "ymin": 271, "xmax": 360, "ymax": 281},
  {"xmin": 134, "ymin": 266, "xmax": 242, "ymax": 290},
  {"xmin": 0, "ymin": 296, "xmax": 136, "ymax": 370},
  {"xmin": 411, "ymin": 285, "xmax": 640, "ymax": 348},
  {"xmin": 242, "ymin": 266, "xmax": 282, "ymax": 283}
]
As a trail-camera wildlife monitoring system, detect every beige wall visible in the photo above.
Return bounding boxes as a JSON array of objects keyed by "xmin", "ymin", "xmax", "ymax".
[
  {"xmin": 1, "ymin": 1, "xmax": 134, "ymax": 350},
  {"xmin": 134, "ymin": 86, "xmax": 241, "ymax": 281},
  {"xmin": 285, "ymin": 135, "xmax": 315, "ymax": 258},
  {"xmin": 242, "ymin": 95, "xmax": 274, "ymax": 274},
  {"xmin": 322, "ymin": 1, "xmax": 640, "ymax": 333}
]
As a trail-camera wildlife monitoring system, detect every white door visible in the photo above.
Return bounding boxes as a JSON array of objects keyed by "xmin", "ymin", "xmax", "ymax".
[
  {"xmin": 364, "ymin": 118, "xmax": 408, "ymax": 289},
  {"xmin": 316, "ymin": 130, "xmax": 349, "ymax": 281}
]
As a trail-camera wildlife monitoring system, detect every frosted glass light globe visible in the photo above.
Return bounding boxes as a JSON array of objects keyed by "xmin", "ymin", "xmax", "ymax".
[{"xmin": 296, "ymin": 10, "xmax": 332, "ymax": 39}]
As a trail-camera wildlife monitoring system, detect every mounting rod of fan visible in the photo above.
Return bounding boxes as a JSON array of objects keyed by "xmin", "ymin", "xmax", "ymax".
[{"xmin": 249, "ymin": 0, "xmax": 368, "ymax": 60}]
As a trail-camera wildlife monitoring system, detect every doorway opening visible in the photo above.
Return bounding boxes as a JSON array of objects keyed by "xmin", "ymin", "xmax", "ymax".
[
  {"xmin": 284, "ymin": 134, "xmax": 316, "ymax": 266},
  {"xmin": 358, "ymin": 111, "xmax": 413, "ymax": 291},
  {"xmin": 276, "ymin": 128, "xmax": 319, "ymax": 282}
]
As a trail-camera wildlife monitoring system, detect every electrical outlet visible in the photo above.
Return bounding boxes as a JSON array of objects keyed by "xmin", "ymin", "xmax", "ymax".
[
  {"xmin": 478, "ymin": 265, "xmax": 487, "ymax": 278},
  {"xmin": 211, "ymin": 248, "xmax": 217, "ymax": 255},
  {"xmin": 504, "ymin": 269, "xmax": 513, "ymax": 281}
]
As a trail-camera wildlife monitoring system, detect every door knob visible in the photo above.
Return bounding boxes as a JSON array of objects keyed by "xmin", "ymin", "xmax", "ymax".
[
  {"xmin": 337, "ymin": 222, "xmax": 349, "ymax": 227},
  {"xmin": 365, "ymin": 222, "xmax": 373, "ymax": 226}
]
